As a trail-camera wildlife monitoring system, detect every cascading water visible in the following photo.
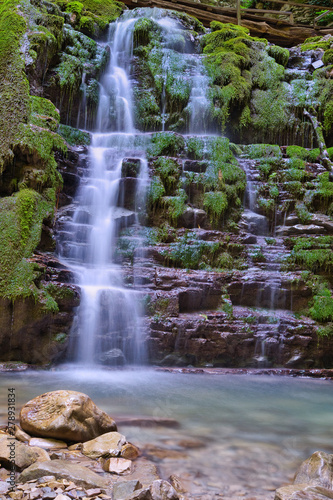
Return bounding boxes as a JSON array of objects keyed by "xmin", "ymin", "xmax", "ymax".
[
  {"xmin": 58, "ymin": 14, "xmax": 148, "ymax": 366},
  {"xmin": 57, "ymin": 8, "xmax": 213, "ymax": 366}
]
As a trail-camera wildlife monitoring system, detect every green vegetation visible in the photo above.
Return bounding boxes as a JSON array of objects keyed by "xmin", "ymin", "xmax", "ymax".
[{"xmin": 58, "ymin": 124, "xmax": 90, "ymax": 145}]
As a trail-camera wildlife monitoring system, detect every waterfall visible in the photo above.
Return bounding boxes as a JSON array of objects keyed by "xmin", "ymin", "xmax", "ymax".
[{"xmin": 57, "ymin": 14, "xmax": 147, "ymax": 366}]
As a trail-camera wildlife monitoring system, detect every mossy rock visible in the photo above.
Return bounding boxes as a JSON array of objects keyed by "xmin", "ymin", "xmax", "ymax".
[
  {"xmin": 245, "ymin": 144, "xmax": 282, "ymax": 159},
  {"xmin": 267, "ymin": 45, "xmax": 289, "ymax": 67},
  {"xmin": 58, "ymin": 124, "xmax": 90, "ymax": 145},
  {"xmin": 323, "ymin": 49, "xmax": 333, "ymax": 66},
  {"xmin": 148, "ymin": 132, "xmax": 185, "ymax": 157}
]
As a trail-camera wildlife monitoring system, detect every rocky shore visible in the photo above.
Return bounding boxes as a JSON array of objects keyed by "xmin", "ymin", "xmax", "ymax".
[{"xmin": 0, "ymin": 391, "xmax": 182, "ymax": 500}]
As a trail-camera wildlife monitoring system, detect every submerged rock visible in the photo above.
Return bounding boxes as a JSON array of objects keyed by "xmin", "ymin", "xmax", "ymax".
[{"xmin": 20, "ymin": 390, "xmax": 117, "ymax": 442}]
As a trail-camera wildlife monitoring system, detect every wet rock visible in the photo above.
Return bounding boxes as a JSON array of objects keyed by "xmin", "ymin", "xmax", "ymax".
[
  {"xmin": 121, "ymin": 158, "xmax": 141, "ymax": 178},
  {"xmin": 99, "ymin": 349, "xmax": 126, "ymax": 366},
  {"xmin": 29, "ymin": 438, "xmax": 68, "ymax": 450},
  {"xmin": 179, "ymin": 207, "xmax": 207, "ymax": 229},
  {"xmin": 275, "ymin": 484, "xmax": 333, "ymax": 499},
  {"xmin": 81, "ymin": 432, "xmax": 126, "ymax": 459},
  {"xmin": 18, "ymin": 460, "xmax": 110, "ymax": 490},
  {"xmin": 112, "ymin": 480, "xmax": 142, "ymax": 500},
  {"xmin": 294, "ymin": 451, "xmax": 333, "ymax": 489},
  {"xmin": 0, "ymin": 436, "xmax": 50, "ymax": 471},
  {"xmin": 20, "ymin": 391, "xmax": 117, "ymax": 442},
  {"xmin": 275, "ymin": 224, "xmax": 323, "ymax": 236},
  {"xmin": 102, "ymin": 458, "xmax": 132, "ymax": 475}
]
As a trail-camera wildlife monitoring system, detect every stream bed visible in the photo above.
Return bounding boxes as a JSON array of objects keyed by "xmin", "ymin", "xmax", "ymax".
[{"xmin": 1, "ymin": 369, "xmax": 332, "ymax": 499}]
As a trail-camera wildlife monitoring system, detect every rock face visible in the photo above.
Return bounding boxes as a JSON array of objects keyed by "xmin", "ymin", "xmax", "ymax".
[
  {"xmin": 275, "ymin": 451, "xmax": 333, "ymax": 499},
  {"xmin": 20, "ymin": 391, "xmax": 117, "ymax": 442}
]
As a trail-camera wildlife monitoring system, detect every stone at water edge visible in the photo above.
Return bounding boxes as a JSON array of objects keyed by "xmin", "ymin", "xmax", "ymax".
[
  {"xmin": 274, "ymin": 484, "xmax": 333, "ymax": 499},
  {"xmin": 150, "ymin": 480, "xmax": 179, "ymax": 500},
  {"xmin": 20, "ymin": 390, "xmax": 117, "ymax": 442},
  {"xmin": 29, "ymin": 437, "xmax": 67, "ymax": 449},
  {"xmin": 294, "ymin": 451, "xmax": 333, "ymax": 489},
  {"xmin": 102, "ymin": 457, "xmax": 132, "ymax": 474},
  {"xmin": 81, "ymin": 432, "xmax": 126, "ymax": 459},
  {"xmin": 112, "ymin": 480, "xmax": 142, "ymax": 500},
  {"xmin": 18, "ymin": 459, "xmax": 110, "ymax": 490},
  {"xmin": 0, "ymin": 436, "xmax": 50, "ymax": 471},
  {"xmin": 120, "ymin": 443, "xmax": 140, "ymax": 460}
]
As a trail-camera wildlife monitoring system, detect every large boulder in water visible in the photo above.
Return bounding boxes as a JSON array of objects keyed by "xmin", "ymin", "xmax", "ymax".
[
  {"xmin": 20, "ymin": 390, "xmax": 117, "ymax": 442},
  {"xmin": 294, "ymin": 451, "xmax": 333, "ymax": 489}
]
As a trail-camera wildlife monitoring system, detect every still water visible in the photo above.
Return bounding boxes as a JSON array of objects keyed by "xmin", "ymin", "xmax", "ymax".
[{"xmin": 1, "ymin": 370, "xmax": 332, "ymax": 499}]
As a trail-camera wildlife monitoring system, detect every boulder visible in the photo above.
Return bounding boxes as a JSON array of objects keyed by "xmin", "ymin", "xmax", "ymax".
[
  {"xmin": 20, "ymin": 391, "xmax": 117, "ymax": 442},
  {"xmin": 81, "ymin": 432, "xmax": 126, "ymax": 459},
  {"xmin": 294, "ymin": 451, "xmax": 333, "ymax": 489},
  {"xmin": 0, "ymin": 436, "xmax": 50, "ymax": 471},
  {"xmin": 18, "ymin": 459, "xmax": 110, "ymax": 490},
  {"xmin": 120, "ymin": 443, "xmax": 140, "ymax": 460},
  {"xmin": 275, "ymin": 484, "xmax": 333, "ymax": 499}
]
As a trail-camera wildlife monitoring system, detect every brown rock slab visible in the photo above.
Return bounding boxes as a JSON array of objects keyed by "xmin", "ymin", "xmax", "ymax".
[
  {"xmin": 0, "ymin": 436, "xmax": 50, "ymax": 471},
  {"xmin": 103, "ymin": 458, "xmax": 132, "ymax": 475},
  {"xmin": 20, "ymin": 391, "xmax": 117, "ymax": 442},
  {"xmin": 124, "ymin": 458, "xmax": 160, "ymax": 487},
  {"xmin": 294, "ymin": 451, "xmax": 333, "ymax": 489},
  {"xmin": 82, "ymin": 432, "xmax": 126, "ymax": 460},
  {"xmin": 18, "ymin": 460, "xmax": 110, "ymax": 490},
  {"xmin": 29, "ymin": 438, "xmax": 68, "ymax": 449},
  {"xmin": 275, "ymin": 484, "xmax": 333, "ymax": 499}
]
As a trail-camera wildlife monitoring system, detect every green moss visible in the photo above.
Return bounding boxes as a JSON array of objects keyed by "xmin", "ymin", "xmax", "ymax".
[
  {"xmin": 323, "ymin": 100, "xmax": 333, "ymax": 133},
  {"xmin": 245, "ymin": 144, "xmax": 282, "ymax": 159},
  {"xmin": 267, "ymin": 45, "xmax": 289, "ymax": 67},
  {"xmin": 310, "ymin": 288, "xmax": 333, "ymax": 322},
  {"xmin": 286, "ymin": 145, "xmax": 312, "ymax": 161},
  {"xmin": 148, "ymin": 132, "xmax": 185, "ymax": 157},
  {"xmin": 58, "ymin": 124, "xmax": 90, "ymax": 145},
  {"xmin": 295, "ymin": 202, "xmax": 312, "ymax": 224},
  {"xmin": 66, "ymin": 1, "xmax": 84, "ymax": 15},
  {"xmin": 323, "ymin": 49, "xmax": 333, "ymax": 66},
  {"xmin": 162, "ymin": 190, "xmax": 187, "ymax": 225},
  {"xmin": 134, "ymin": 89, "xmax": 161, "ymax": 131},
  {"xmin": 148, "ymin": 177, "xmax": 165, "ymax": 208},
  {"xmin": 0, "ymin": 0, "xmax": 29, "ymax": 173},
  {"xmin": 30, "ymin": 96, "xmax": 60, "ymax": 132},
  {"xmin": 154, "ymin": 157, "xmax": 180, "ymax": 195},
  {"xmin": 203, "ymin": 191, "xmax": 228, "ymax": 225},
  {"xmin": 301, "ymin": 38, "xmax": 331, "ymax": 52}
]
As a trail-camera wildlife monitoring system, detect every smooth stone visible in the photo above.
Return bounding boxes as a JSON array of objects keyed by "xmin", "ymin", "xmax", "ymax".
[
  {"xmin": 18, "ymin": 460, "xmax": 110, "ymax": 490},
  {"xmin": 20, "ymin": 391, "xmax": 117, "ymax": 442},
  {"xmin": 275, "ymin": 484, "xmax": 333, "ymax": 499},
  {"xmin": 29, "ymin": 438, "xmax": 68, "ymax": 450},
  {"xmin": 0, "ymin": 436, "xmax": 50, "ymax": 471},
  {"xmin": 102, "ymin": 458, "xmax": 132, "ymax": 475},
  {"xmin": 120, "ymin": 443, "xmax": 140, "ymax": 460},
  {"xmin": 275, "ymin": 224, "xmax": 323, "ymax": 236},
  {"xmin": 294, "ymin": 451, "xmax": 333, "ymax": 489},
  {"xmin": 54, "ymin": 495, "xmax": 71, "ymax": 500},
  {"xmin": 123, "ymin": 458, "xmax": 160, "ymax": 487},
  {"xmin": 112, "ymin": 480, "xmax": 142, "ymax": 500},
  {"xmin": 150, "ymin": 480, "xmax": 179, "ymax": 500},
  {"xmin": 82, "ymin": 432, "xmax": 126, "ymax": 460}
]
